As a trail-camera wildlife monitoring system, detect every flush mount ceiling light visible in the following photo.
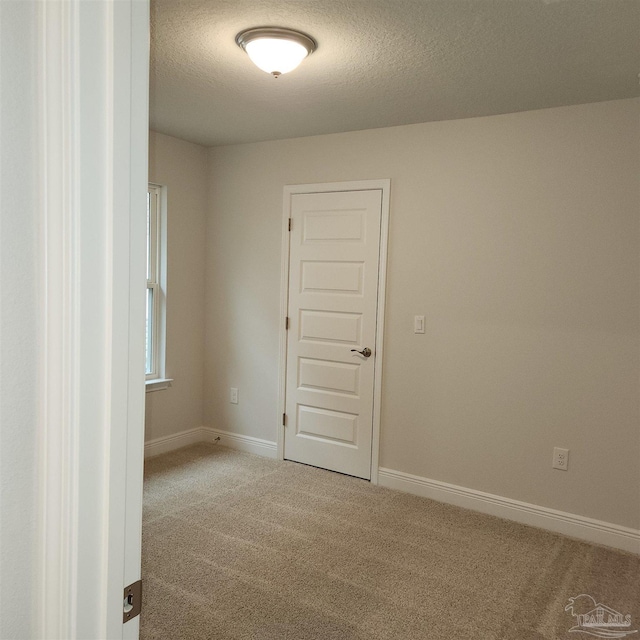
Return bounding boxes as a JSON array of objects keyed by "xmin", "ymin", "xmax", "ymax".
[{"xmin": 235, "ymin": 27, "xmax": 317, "ymax": 78}]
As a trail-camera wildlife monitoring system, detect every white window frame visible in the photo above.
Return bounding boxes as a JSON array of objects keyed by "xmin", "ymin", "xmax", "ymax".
[{"xmin": 146, "ymin": 183, "xmax": 171, "ymax": 391}]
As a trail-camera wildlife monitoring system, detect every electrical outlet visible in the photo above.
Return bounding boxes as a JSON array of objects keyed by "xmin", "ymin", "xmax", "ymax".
[
  {"xmin": 230, "ymin": 387, "xmax": 238, "ymax": 404},
  {"xmin": 552, "ymin": 447, "xmax": 569, "ymax": 471}
]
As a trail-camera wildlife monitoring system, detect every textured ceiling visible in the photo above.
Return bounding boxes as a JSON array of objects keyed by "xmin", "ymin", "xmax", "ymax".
[{"xmin": 150, "ymin": 0, "xmax": 640, "ymax": 147}]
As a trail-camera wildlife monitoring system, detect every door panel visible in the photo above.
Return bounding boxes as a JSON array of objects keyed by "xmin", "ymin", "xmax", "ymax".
[
  {"xmin": 298, "ymin": 358, "xmax": 360, "ymax": 396},
  {"xmin": 301, "ymin": 261, "xmax": 364, "ymax": 294},
  {"xmin": 284, "ymin": 189, "xmax": 383, "ymax": 479},
  {"xmin": 297, "ymin": 405, "xmax": 358, "ymax": 444},
  {"xmin": 299, "ymin": 310, "xmax": 362, "ymax": 344}
]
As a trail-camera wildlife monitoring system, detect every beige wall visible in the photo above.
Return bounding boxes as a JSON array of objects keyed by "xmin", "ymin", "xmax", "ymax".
[
  {"xmin": 205, "ymin": 99, "xmax": 640, "ymax": 529},
  {"xmin": 146, "ymin": 131, "xmax": 208, "ymax": 441}
]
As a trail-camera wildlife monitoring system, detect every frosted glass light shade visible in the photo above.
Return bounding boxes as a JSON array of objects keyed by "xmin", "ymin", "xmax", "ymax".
[
  {"xmin": 246, "ymin": 38, "xmax": 308, "ymax": 75},
  {"xmin": 236, "ymin": 27, "xmax": 316, "ymax": 77}
]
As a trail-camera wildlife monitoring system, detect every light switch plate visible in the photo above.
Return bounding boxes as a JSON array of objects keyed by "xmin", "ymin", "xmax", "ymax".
[
  {"xmin": 414, "ymin": 315, "xmax": 425, "ymax": 334},
  {"xmin": 230, "ymin": 387, "xmax": 238, "ymax": 404}
]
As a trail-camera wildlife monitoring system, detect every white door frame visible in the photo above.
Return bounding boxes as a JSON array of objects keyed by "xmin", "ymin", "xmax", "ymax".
[
  {"xmin": 277, "ymin": 180, "xmax": 390, "ymax": 485},
  {"xmin": 38, "ymin": 1, "xmax": 148, "ymax": 637}
]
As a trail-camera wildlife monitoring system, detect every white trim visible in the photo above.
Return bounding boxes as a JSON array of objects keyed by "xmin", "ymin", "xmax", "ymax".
[
  {"xmin": 120, "ymin": 3, "xmax": 149, "ymax": 639},
  {"xmin": 39, "ymin": 2, "xmax": 79, "ymax": 635},
  {"xmin": 378, "ymin": 467, "xmax": 640, "ymax": 555},
  {"xmin": 277, "ymin": 179, "xmax": 391, "ymax": 484},
  {"xmin": 144, "ymin": 428, "xmax": 207, "ymax": 459},
  {"xmin": 146, "ymin": 183, "xmax": 167, "ymax": 382},
  {"xmin": 142, "ymin": 428, "xmax": 639, "ymax": 553},
  {"xmin": 370, "ymin": 182, "xmax": 390, "ymax": 485},
  {"xmin": 205, "ymin": 427, "xmax": 278, "ymax": 458},
  {"xmin": 37, "ymin": 1, "xmax": 149, "ymax": 637},
  {"xmin": 145, "ymin": 378, "xmax": 173, "ymax": 393},
  {"xmin": 144, "ymin": 427, "xmax": 278, "ymax": 459},
  {"xmin": 276, "ymin": 189, "xmax": 291, "ymax": 462}
]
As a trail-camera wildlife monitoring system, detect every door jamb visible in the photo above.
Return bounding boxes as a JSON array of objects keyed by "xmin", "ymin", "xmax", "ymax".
[
  {"xmin": 37, "ymin": 2, "xmax": 148, "ymax": 636},
  {"xmin": 277, "ymin": 179, "xmax": 390, "ymax": 484}
]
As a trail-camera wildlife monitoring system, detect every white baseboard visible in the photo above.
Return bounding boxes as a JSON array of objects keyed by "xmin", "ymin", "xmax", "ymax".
[
  {"xmin": 144, "ymin": 426, "xmax": 278, "ymax": 460},
  {"xmin": 378, "ymin": 467, "xmax": 640, "ymax": 555},
  {"xmin": 144, "ymin": 431, "xmax": 638, "ymax": 554},
  {"xmin": 144, "ymin": 427, "xmax": 206, "ymax": 458},
  {"xmin": 202, "ymin": 427, "xmax": 278, "ymax": 459}
]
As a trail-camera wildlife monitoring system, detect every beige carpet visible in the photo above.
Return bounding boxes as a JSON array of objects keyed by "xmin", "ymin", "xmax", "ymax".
[{"xmin": 141, "ymin": 443, "xmax": 639, "ymax": 640}]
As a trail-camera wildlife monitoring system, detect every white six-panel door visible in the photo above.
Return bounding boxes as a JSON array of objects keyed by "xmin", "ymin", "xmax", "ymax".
[{"xmin": 284, "ymin": 189, "xmax": 384, "ymax": 479}]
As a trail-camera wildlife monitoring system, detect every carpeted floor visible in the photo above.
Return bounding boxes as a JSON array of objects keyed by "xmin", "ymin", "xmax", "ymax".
[{"xmin": 141, "ymin": 443, "xmax": 639, "ymax": 640}]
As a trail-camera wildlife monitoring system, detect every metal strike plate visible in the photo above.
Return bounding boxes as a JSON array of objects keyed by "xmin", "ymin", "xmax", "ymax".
[{"xmin": 123, "ymin": 579, "xmax": 142, "ymax": 623}]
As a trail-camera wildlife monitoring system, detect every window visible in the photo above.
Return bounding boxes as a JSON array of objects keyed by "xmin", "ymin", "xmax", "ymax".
[{"xmin": 146, "ymin": 184, "xmax": 170, "ymax": 391}]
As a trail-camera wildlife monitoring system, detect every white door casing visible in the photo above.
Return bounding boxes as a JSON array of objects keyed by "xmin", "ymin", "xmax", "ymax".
[
  {"xmin": 279, "ymin": 181, "xmax": 390, "ymax": 481},
  {"xmin": 37, "ymin": 1, "xmax": 148, "ymax": 638}
]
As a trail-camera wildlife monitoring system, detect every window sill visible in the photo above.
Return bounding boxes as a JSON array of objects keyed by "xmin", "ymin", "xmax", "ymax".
[{"xmin": 145, "ymin": 378, "xmax": 173, "ymax": 393}]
